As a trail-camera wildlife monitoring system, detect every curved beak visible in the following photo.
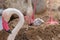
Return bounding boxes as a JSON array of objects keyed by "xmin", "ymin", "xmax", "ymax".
[
  {"xmin": 2, "ymin": 17, "xmax": 11, "ymax": 33},
  {"xmin": 6, "ymin": 30, "xmax": 11, "ymax": 34}
]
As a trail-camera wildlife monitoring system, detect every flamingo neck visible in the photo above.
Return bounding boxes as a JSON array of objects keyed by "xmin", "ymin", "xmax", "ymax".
[
  {"xmin": 28, "ymin": 0, "xmax": 32, "ymax": 7},
  {"xmin": 6, "ymin": 8, "xmax": 24, "ymax": 40},
  {"xmin": 27, "ymin": 0, "xmax": 33, "ymax": 16}
]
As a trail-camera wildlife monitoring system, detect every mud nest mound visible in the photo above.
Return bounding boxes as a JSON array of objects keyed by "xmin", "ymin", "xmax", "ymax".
[
  {"xmin": 14, "ymin": 25, "xmax": 60, "ymax": 40},
  {"xmin": 8, "ymin": 18, "xmax": 60, "ymax": 40}
]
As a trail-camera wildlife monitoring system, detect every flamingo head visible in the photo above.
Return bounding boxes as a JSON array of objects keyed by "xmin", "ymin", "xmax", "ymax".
[{"xmin": 2, "ymin": 10, "xmax": 11, "ymax": 33}]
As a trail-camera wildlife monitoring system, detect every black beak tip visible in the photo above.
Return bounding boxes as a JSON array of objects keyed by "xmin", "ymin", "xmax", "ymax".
[
  {"xmin": 6, "ymin": 30, "xmax": 11, "ymax": 34},
  {"xmin": 29, "ymin": 23, "xmax": 33, "ymax": 26}
]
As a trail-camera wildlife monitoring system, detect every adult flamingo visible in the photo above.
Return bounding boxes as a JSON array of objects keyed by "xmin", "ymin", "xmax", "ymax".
[
  {"xmin": 2, "ymin": 8, "xmax": 24, "ymax": 40},
  {"xmin": 25, "ymin": 0, "xmax": 44, "ymax": 26}
]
